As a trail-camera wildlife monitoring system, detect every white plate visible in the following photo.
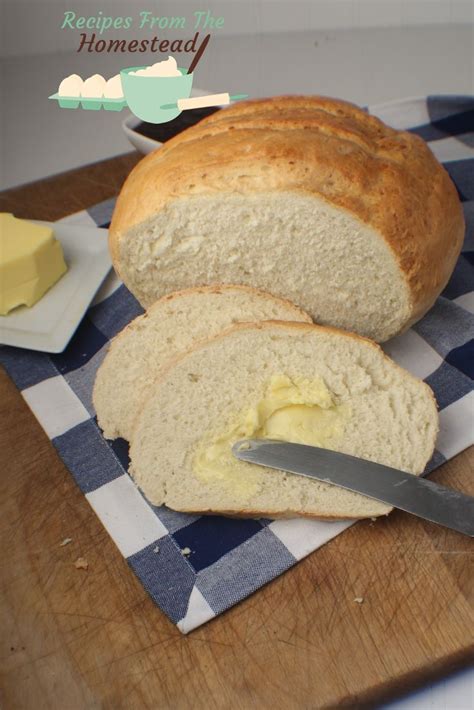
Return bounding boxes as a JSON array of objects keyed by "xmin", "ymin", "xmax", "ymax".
[
  {"xmin": 0, "ymin": 222, "xmax": 111, "ymax": 353},
  {"xmin": 122, "ymin": 113, "xmax": 164, "ymax": 154},
  {"xmin": 122, "ymin": 88, "xmax": 218, "ymax": 154}
]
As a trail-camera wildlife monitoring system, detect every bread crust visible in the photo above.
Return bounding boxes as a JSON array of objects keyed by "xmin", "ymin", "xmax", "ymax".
[
  {"xmin": 110, "ymin": 95, "xmax": 464, "ymax": 329},
  {"xmin": 159, "ymin": 506, "xmax": 385, "ymax": 521}
]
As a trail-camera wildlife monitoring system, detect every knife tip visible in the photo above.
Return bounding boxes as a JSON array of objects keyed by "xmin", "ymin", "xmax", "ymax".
[{"xmin": 232, "ymin": 439, "xmax": 256, "ymax": 458}]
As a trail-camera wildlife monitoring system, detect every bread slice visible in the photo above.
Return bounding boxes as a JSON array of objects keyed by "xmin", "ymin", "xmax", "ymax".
[
  {"xmin": 109, "ymin": 95, "xmax": 464, "ymax": 342},
  {"xmin": 93, "ymin": 285, "xmax": 311, "ymax": 441},
  {"xmin": 130, "ymin": 321, "xmax": 438, "ymax": 520}
]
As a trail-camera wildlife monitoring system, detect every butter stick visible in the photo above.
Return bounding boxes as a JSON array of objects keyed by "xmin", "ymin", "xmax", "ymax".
[{"xmin": 0, "ymin": 213, "xmax": 67, "ymax": 315}]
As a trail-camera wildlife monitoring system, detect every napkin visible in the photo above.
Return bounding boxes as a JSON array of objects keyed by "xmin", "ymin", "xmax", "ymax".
[{"xmin": 1, "ymin": 95, "xmax": 472, "ymax": 633}]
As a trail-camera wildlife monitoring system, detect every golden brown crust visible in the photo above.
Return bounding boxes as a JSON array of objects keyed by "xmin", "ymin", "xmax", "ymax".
[{"xmin": 110, "ymin": 95, "xmax": 464, "ymax": 333}]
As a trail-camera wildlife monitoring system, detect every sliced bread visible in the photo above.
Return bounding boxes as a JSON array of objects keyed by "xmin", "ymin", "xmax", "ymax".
[
  {"xmin": 93, "ymin": 285, "xmax": 311, "ymax": 441},
  {"xmin": 130, "ymin": 321, "xmax": 438, "ymax": 520}
]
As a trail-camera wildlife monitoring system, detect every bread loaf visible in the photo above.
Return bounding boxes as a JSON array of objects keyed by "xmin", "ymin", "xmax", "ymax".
[
  {"xmin": 110, "ymin": 95, "xmax": 464, "ymax": 342},
  {"xmin": 93, "ymin": 285, "xmax": 311, "ymax": 441},
  {"xmin": 130, "ymin": 321, "xmax": 438, "ymax": 519}
]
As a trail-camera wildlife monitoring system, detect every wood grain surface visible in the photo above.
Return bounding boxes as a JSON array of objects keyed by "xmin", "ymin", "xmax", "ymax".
[{"xmin": 1, "ymin": 155, "xmax": 473, "ymax": 710}]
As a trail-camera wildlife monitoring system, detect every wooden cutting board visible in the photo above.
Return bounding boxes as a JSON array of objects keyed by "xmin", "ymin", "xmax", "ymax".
[{"xmin": 1, "ymin": 156, "xmax": 473, "ymax": 710}]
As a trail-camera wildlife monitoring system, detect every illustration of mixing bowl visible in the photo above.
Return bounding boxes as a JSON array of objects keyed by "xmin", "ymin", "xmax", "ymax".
[{"xmin": 120, "ymin": 67, "xmax": 194, "ymax": 123}]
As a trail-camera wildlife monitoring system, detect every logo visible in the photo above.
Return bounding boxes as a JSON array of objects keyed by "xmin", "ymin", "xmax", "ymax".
[{"xmin": 48, "ymin": 10, "xmax": 247, "ymax": 123}]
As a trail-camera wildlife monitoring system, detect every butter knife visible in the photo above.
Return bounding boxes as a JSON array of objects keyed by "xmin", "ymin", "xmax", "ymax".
[{"xmin": 232, "ymin": 439, "xmax": 474, "ymax": 537}]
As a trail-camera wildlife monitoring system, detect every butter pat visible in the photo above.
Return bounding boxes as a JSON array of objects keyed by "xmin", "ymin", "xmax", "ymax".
[
  {"xmin": 0, "ymin": 214, "xmax": 67, "ymax": 315},
  {"xmin": 194, "ymin": 375, "xmax": 350, "ymax": 498}
]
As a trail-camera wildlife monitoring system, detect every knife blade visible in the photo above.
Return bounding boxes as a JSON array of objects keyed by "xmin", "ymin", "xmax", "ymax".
[{"xmin": 232, "ymin": 439, "xmax": 474, "ymax": 537}]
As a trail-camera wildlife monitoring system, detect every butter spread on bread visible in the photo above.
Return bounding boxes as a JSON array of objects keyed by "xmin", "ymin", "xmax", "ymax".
[
  {"xmin": 193, "ymin": 375, "xmax": 350, "ymax": 499},
  {"xmin": 130, "ymin": 321, "xmax": 438, "ymax": 520}
]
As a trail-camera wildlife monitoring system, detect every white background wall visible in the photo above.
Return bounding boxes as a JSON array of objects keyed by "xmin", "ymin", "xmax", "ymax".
[
  {"xmin": 2, "ymin": 0, "xmax": 473, "ymax": 58},
  {"xmin": 1, "ymin": 1, "xmax": 473, "ymax": 189}
]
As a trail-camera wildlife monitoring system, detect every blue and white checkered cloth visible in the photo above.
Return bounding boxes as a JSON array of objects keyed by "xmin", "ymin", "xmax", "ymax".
[{"xmin": 1, "ymin": 96, "xmax": 472, "ymax": 633}]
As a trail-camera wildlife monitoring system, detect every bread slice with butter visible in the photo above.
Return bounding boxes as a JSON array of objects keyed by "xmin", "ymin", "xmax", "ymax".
[
  {"xmin": 130, "ymin": 321, "xmax": 438, "ymax": 520},
  {"xmin": 93, "ymin": 285, "xmax": 311, "ymax": 441}
]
